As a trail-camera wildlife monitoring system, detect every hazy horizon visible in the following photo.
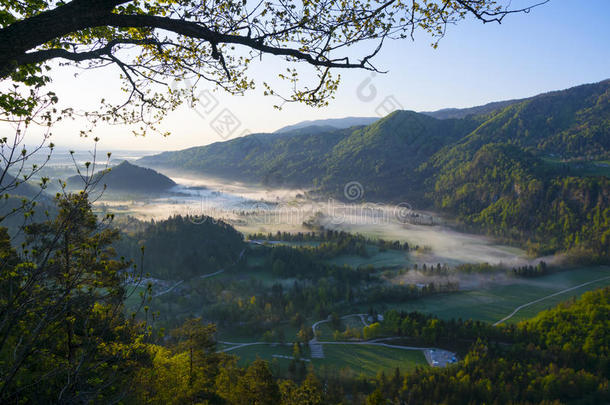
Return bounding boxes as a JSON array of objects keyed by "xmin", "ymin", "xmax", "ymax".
[{"xmin": 35, "ymin": 77, "xmax": 610, "ymax": 154}]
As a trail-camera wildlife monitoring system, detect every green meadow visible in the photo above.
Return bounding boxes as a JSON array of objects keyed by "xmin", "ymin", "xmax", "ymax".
[
  {"xmin": 377, "ymin": 266, "xmax": 610, "ymax": 323},
  {"xmin": 226, "ymin": 342, "xmax": 426, "ymax": 377}
]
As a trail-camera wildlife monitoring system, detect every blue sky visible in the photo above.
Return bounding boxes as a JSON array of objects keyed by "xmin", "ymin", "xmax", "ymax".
[{"xmin": 32, "ymin": 0, "xmax": 610, "ymax": 151}]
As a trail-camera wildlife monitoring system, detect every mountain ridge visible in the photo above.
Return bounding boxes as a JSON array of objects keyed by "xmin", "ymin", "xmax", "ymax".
[{"xmin": 67, "ymin": 160, "xmax": 176, "ymax": 193}]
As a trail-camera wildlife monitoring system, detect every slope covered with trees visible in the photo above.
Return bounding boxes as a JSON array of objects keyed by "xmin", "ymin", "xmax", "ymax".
[
  {"xmin": 429, "ymin": 143, "xmax": 610, "ymax": 258},
  {"xmin": 67, "ymin": 160, "xmax": 176, "ymax": 193},
  {"xmin": 140, "ymin": 80, "xmax": 610, "ymax": 258},
  {"xmin": 116, "ymin": 215, "xmax": 245, "ymax": 280},
  {"xmin": 139, "ymin": 111, "xmax": 481, "ymax": 201},
  {"xmin": 139, "ymin": 127, "xmax": 351, "ymax": 185}
]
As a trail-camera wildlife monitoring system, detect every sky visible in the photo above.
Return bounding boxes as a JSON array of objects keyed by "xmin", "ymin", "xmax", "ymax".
[{"xmin": 9, "ymin": 0, "xmax": 610, "ymax": 151}]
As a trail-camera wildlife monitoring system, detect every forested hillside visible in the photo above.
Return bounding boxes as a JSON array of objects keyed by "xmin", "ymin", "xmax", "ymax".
[
  {"xmin": 425, "ymin": 80, "xmax": 610, "ymax": 258},
  {"xmin": 116, "ymin": 215, "xmax": 245, "ymax": 279},
  {"xmin": 67, "ymin": 160, "xmax": 176, "ymax": 193},
  {"xmin": 139, "ymin": 80, "xmax": 610, "ymax": 258},
  {"xmin": 428, "ymin": 144, "xmax": 610, "ymax": 258}
]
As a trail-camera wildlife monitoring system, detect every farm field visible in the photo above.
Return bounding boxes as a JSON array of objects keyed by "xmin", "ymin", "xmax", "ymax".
[
  {"xmin": 228, "ymin": 343, "xmax": 297, "ymax": 366},
  {"xmin": 377, "ymin": 266, "xmax": 610, "ymax": 323},
  {"xmin": 313, "ymin": 344, "xmax": 426, "ymax": 376},
  {"xmin": 324, "ymin": 246, "xmax": 410, "ymax": 269},
  {"xmin": 226, "ymin": 342, "xmax": 426, "ymax": 377}
]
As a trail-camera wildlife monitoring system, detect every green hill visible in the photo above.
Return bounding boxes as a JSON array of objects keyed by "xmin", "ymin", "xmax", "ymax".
[
  {"xmin": 139, "ymin": 112, "xmax": 478, "ymax": 200},
  {"xmin": 67, "ymin": 160, "xmax": 176, "ymax": 193},
  {"xmin": 139, "ymin": 126, "xmax": 350, "ymax": 186},
  {"xmin": 115, "ymin": 215, "xmax": 245, "ymax": 280}
]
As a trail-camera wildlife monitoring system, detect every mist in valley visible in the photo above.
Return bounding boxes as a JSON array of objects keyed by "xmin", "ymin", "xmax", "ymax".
[
  {"xmin": 87, "ymin": 165, "xmax": 558, "ymax": 271},
  {"xmin": 30, "ymin": 154, "xmax": 558, "ymax": 275}
]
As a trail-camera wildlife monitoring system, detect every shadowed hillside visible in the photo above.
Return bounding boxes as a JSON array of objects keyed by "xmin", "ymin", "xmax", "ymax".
[{"xmin": 67, "ymin": 160, "xmax": 176, "ymax": 193}]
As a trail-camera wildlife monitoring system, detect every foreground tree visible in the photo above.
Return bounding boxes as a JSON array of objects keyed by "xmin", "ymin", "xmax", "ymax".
[
  {"xmin": 0, "ymin": 0, "xmax": 547, "ymax": 134},
  {"xmin": 0, "ymin": 1, "xmax": 551, "ymax": 401},
  {"xmin": 0, "ymin": 192, "xmax": 146, "ymax": 402}
]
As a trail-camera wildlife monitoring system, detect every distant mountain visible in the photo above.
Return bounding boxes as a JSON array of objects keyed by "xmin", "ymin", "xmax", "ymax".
[
  {"xmin": 275, "ymin": 116, "xmax": 379, "ymax": 133},
  {"xmin": 67, "ymin": 161, "xmax": 176, "ymax": 193},
  {"xmin": 138, "ymin": 111, "xmax": 480, "ymax": 198},
  {"xmin": 138, "ymin": 80, "xmax": 610, "ymax": 258},
  {"xmin": 139, "ymin": 127, "xmax": 352, "ymax": 185},
  {"xmin": 315, "ymin": 111, "xmax": 479, "ymax": 200},
  {"xmin": 141, "ymin": 80, "xmax": 610, "ymax": 189},
  {"xmin": 421, "ymin": 99, "xmax": 522, "ymax": 119}
]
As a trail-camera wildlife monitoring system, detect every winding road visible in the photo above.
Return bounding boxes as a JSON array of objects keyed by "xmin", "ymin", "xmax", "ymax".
[
  {"xmin": 493, "ymin": 275, "xmax": 610, "ymax": 326},
  {"xmin": 152, "ymin": 280, "xmax": 184, "ymax": 298},
  {"xmin": 219, "ymin": 313, "xmax": 456, "ymax": 367}
]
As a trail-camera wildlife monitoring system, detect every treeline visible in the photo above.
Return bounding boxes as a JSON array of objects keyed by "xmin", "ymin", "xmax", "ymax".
[
  {"xmin": 246, "ymin": 244, "xmax": 374, "ymax": 279},
  {"xmin": 377, "ymin": 310, "xmax": 515, "ymax": 347},
  {"xmin": 115, "ymin": 215, "xmax": 245, "ymax": 280},
  {"xmin": 404, "ymin": 261, "xmax": 551, "ymax": 278},
  {"xmin": 455, "ymin": 261, "xmax": 551, "ymax": 277},
  {"xmin": 194, "ymin": 273, "xmax": 449, "ymax": 334},
  {"xmin": 249, "ymin": 229, "xmax": 410, "ymax": 255},
  {"xmin": 512, "ymin": 261, "xmax": 549, "ymax": 277}
]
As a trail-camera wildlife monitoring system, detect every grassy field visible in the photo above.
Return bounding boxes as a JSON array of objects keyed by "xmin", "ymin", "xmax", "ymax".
[
  {"xmin": 228, "ymin": 343, "xmax": 296, "ymax": 366},
  {"xmin": 324, "ymin": 246, "xmax": 410, "ymax": 269},
  {"xmin": 375, "ymin": 266, "xmax": 610, "ymax": 323},
  {"xmin": 124, "ymin": 285, "xmax": 148, "ymax": 311},
  {"xmin": 316, "ymin": 315, "xmax": 366, "ymax": 341},
  {"xmin": 312, "ymin": 344, "xmax": 426, "ymax": 375},
  {"xmin": 226, "ymin": 342, "xmax": 426, "ymax": 376}
]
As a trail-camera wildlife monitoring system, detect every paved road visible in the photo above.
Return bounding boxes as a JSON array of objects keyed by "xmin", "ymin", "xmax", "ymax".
[
  {"xmin": 218, "ymin": 338, "xmax": 455, "ymax": 367},
  {"xmin": 311, "ymin": 313, "xmax": 368, "ymax": 337},
  {"xmin": 200, "ymin": 269, "xmax": 225, "ymax": 279},
  {"xmin": 493, "ymin": 275, "xmax": 610, "ymax": 326},
  {"xmin": 152, "ymin": 280, "xmax": 184, "ymax": 298},
  {"xmin": 218, "ymin": 341, "xmax": 273, "ymax": 352},
  {"xmin": 221, "ymin": 312, "xmax": 457, "ymax": 367}
]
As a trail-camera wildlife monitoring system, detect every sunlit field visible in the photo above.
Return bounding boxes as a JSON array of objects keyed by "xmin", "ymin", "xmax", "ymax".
[
  {"xmin": 376, "ymin": 266, "xmax": 610, "ymax": 323},
  {"xmin": 226, "ymin": 342, "xmax": 427, "ymax": 377}
]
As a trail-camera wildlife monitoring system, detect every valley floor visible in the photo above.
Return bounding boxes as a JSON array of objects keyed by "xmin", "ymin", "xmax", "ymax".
[{"xmin": 150, "ymin": 265, "xmax": 610, "ymax": 377}]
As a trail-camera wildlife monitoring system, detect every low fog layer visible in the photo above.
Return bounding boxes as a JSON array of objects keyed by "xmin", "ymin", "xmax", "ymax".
[{"xmin": 83, "ymin": 168, "xmax": 555, "ymax": 268}]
